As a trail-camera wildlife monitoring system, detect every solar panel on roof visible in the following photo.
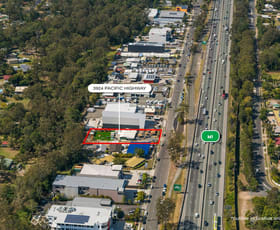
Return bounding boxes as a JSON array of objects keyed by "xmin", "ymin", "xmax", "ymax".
[{"xmin": 64, "ymin": 214, "xmax": 90, "ymax": 224}]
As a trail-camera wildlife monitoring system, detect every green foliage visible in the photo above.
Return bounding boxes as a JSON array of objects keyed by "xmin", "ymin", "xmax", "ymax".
[
  {"xmin": 135, "ymin": 148, "xmax": 145, "ymax": 158},
  {"xmin": 259, "ymin": 108, "xmax": 267, "ymax": 121},
  {"xmin": 167, "ymin": 132, "xmax": 183, "ymax": 164},
  {"xmin": 0, "ymin": 0, "xmax": 151, "ymax": 228},
  {"xmin": 156, "ymin": 198, "xmax": 175, "ymax": 225},
  {"xmin": 247, "ymin": 188, "xmax": 280, "ymax": 229},
  {"xmin": 113, "ymin": 157, "xmax": 127, "ymax": 165},
  {"xmin": 136, "ymin": 191, "xmax": 145, "ymax": 202},
  {"xmin": 115, "ymin": 207, "xmax": 125, "ymax": 219}
]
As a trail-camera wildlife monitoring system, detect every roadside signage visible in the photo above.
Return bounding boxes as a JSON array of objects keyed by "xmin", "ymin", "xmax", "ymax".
[
  {"xmin": 88, "ymin": 84, "xmax": 151, "ymax": 93},
  {"xmin": 201, "ymin": 130, "xmax": 220, "ymax": 142},
  {"xmin": 174, "ymin": 184, "xmax": 182, "ymax": 192}
]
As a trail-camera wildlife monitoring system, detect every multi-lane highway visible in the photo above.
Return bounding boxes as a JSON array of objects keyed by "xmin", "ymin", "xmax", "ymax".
[
  {"xmin": 144, "ymin": 3, "xmax": 204, "ymax": 230},
  {"xmin": 178, "ymin": 0, "xmax": 233, "ymax": 229}
]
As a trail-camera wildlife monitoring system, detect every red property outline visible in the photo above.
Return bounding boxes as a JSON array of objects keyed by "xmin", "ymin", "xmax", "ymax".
[{"xmin": 82, "ymin": 128, "xmax": 162, "ymax": 145}]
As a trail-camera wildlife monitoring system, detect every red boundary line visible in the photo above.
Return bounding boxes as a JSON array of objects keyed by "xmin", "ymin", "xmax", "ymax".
[{"xmin": 82, "ymin": 128, "xmax": 162, "ymax": 145}]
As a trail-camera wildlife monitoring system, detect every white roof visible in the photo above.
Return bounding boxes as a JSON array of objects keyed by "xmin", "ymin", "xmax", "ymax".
[
  {"xmin": 119, "ymin": 130, "xmax": 137, "ymax": 139},
  {"xmin": 128, "ymin": 72, "xmax": 138, "ymax": 79},
  {"xmin": 102, "ymin": 111, "xmax": 146, "ymax": 128},
  {"xmin": 143, "ymin": 74, "xmax": 157, "ymax": 80},
  {"xmin": 104, "ymin": 103, "xmax": 137, "ymax": 113},
  {"xmin": 15, "ymin": 86, "xmax": 28, "ymax": 93},
  {"xmin": 149, "ymin": 27, "xmax": 171, "ymax": 36},
  {"xmin": 131, "ymin": 63, "xmax": 138, "ymax": 68},
  {"xmin": 46, "ymin": 205, "xmax": 111, "ymax": 228},
  {"xmin": 53, "ymin": 175, "xmax": 126, "ymax": 191},
  {"xmin": 121, "ymin": 52, "xmax": 171, "ymax": 58},
  {"xmin": 126, "ymin": 58, "xmax": 140, "ymax": 63},
  {"xmin": 159, "ymin": 10, "xmax": 185, "ymax": 19},
  {"xmin": 148, "ymin": 8, "xmax": 158, "ymax": 18},
  {"xmin": 112, "ymin": 165, "xmax": 123, "ymax": 171},
  {"xmin": 145, "ymin": 107, "xmax": 156, "ymax": 113},
  {"xmin": 80, "ymin": 164, "xmax": 120, "ymax": 178},
  {"xmin": 69, "ymin": 197, "xmax": 112, "ymax": 208}
]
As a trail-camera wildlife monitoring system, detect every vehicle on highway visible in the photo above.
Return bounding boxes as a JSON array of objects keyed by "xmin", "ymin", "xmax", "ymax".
[
  {"xmin": 163, "ymin": 184, "xmax": 167, "ymax": 188},
  {"xmin": 195, "ymin": 213, "xmax": 199, "ymax": 218},
  {"xmin": 202, "ymin": 108, "xmax": 208, "ymax": 115},
  {"xmin": 207, "ymin": 183, "xmax": 211, "ymax": 187},
  {"xmin": 216, "ymin": 192, "xmax": 219, "ymax": 196},
  {"xmin": 217, "ymin": 173, "xmax": 220, "ymax": 178},
  {"xmin": 222, "ymin": 90, "xmax": 226, "ymax": 98},
  {"xmin": 198, "ymin": 184, "xmax": 202, "ymax": 188},
  {"xmin": 210, "ymin": 200, "xmax": 214, "ymax": 205}
]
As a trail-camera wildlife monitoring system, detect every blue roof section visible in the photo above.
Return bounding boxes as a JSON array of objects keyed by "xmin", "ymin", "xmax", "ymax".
[
  {"xmin": 127, "ymin": 143, "xmax": 150, "ymax": 156},
  {"xmin": 64, "ymin": 214, "xmax": 89, "ymax": 224}
]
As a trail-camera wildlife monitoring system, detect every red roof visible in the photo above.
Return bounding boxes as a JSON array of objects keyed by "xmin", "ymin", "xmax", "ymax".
[
  {"xmin": 3, "ymin": 75, "xmax": 11, "ymax": 80},
  {"xmin": 275, "ymin": 137, "xmax": 280, "ymax": 145},
  {"xmin": 1, "ymin": 141, "xmax": 8, "ymax": 145}
]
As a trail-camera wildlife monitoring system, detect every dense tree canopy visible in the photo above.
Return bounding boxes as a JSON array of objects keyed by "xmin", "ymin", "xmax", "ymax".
[{"xmin": 0, "ymin": 0, "xmax": 153, "ymax": 228}]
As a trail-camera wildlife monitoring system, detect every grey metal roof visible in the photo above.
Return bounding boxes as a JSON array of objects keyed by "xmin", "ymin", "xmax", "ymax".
[
  {"xmin": 53, "ymin": 175, "xmax": 126, "ymax": 191},
  {"xmin": 102, "ymin": 111, "xmax": 145, "ymax": 128},
  {"xmin": 159, "ymin": 10, "xmax": 185, "ymax": 19},
  {"xmin": 69, "ymin": 197, "xmax": 112, "ymax": 208}
]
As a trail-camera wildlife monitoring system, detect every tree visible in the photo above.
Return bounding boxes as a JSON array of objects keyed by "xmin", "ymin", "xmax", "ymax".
[
  {"xmin": 167, "ymin": 132, "xmax": 183, "ymax": 164},
  {"xmin": 136, "ymin": 191, "xmax": 145, "ymax": 203},
  {"xmin": 259, "ymin": 108, "xmax": 267, "ymax": 121},
  {"xmin": 176, "ymin": 102, "xmax": 189, "ymax": 124},
  {"xmin": 156, "ymin": 198, "xmax": 175, "ymax": 226},
  {"xmin": 135, "ymin": 148, "xmax": 145, "ymax": 158}
]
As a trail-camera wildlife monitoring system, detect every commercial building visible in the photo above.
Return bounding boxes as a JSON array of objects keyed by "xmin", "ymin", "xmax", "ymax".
[
  {"xmin": 148, "ymin": 8, "xmax": 158, "ymax": 21},
  {"xmin": 52, "ymin": 175, "xmax": 126, "ymax": 202},
  {"xmin": 153, "ymin": 17, "xmax": 183, "ymax": 27},
  {"xmin": 149, "ymin": 28, "xmax": 171, "ymax": 44},
  {"xmin": 159, "ymin": 10, "xmax": 185, "ymax": 19},
  {"xmin": 79, "ymin": 164, "xmax": 122, "ymax": 179},
  {"xmin": 143, "ymin": 74, "xmax": 157, "ymax": 83},
  {"xmin": 102, "ymin": 103, "xmax": 146, "ymax": 129},
  {"xmin": 68, "ymin": 197, "xmax": 113, "ymax": 209},
  {"xmin": 15, "ymin": 86, "xmax": 28, "ymax": 94},
  {"xmin": 128, "ymin": 72, "xmax": 140, "ymax": 82},
  {"xmin": 175, "ymin": 5, "xmax": 189, "ymax": 13},
  {"xmin": 46, "ymin": 204, "xmax": 112, "ymax": 230},
  {"xmin": 128, "ymin": 42, "xmax": 164, "ymax": 53}
]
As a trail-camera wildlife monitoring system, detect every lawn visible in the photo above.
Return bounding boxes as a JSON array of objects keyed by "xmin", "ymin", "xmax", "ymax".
[
  {"xmin": 94, "ymin": 131, "xmax": 112, "ymax": 141},
  {"xmin": 0, "ymin": 147, "xmax": 18, "ymax": 159},
  {"xmin": 268, "ymin": 71, "xmax": 280, "ymax": 80}
]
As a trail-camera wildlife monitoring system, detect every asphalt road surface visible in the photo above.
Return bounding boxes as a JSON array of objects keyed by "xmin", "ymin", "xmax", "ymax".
[
  {"xmin": 144, "ymin": 3, "xmax": 204, "ymax": 230},
  {"xmin": 178, "ymin": 0, "xmax": 233, "ymax": 229}
]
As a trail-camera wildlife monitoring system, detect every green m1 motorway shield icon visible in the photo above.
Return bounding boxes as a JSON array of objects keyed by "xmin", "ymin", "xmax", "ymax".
[
  {"xmin": 174, "ymin": 184, "xmax": 182, "ymax": 192},
  {"xmin": 201, "ymin": 130, "xmax": 220, "ymax": 142}
]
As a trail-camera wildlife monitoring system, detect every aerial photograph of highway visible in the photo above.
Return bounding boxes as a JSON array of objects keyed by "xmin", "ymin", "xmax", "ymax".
[{"xmin": 1, "ymin": 0, "xmax": 280, "ymax": 230}]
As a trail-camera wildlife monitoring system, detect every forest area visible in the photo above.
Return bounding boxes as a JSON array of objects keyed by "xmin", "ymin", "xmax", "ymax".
[
  {"xmin": 224, "ymin": 0, "xmax": 257, "ymax": 229},
  {"xmin": 0, "ymin": 0, "xmax": 155, "ymax": 228},
  {"xmin": 224, "ymin": 0, "xmax": 280, "ymax": 229}
]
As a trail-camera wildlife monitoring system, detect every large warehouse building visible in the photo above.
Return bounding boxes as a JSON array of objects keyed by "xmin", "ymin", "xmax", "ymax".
[
  {"xmin": 128, "ymin": 41, "xmax": 164, "ymax": 53},
  {"xmin": 102, "ymin": 103, "xmax": 146, "ymax": 129},
  {"xmin": 149, "ymin": 28, "xmax": 171, "ymax": 44},
  {"xmin": 46, "ymin": 204, "xmax": 112, "ymax": 230}
]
